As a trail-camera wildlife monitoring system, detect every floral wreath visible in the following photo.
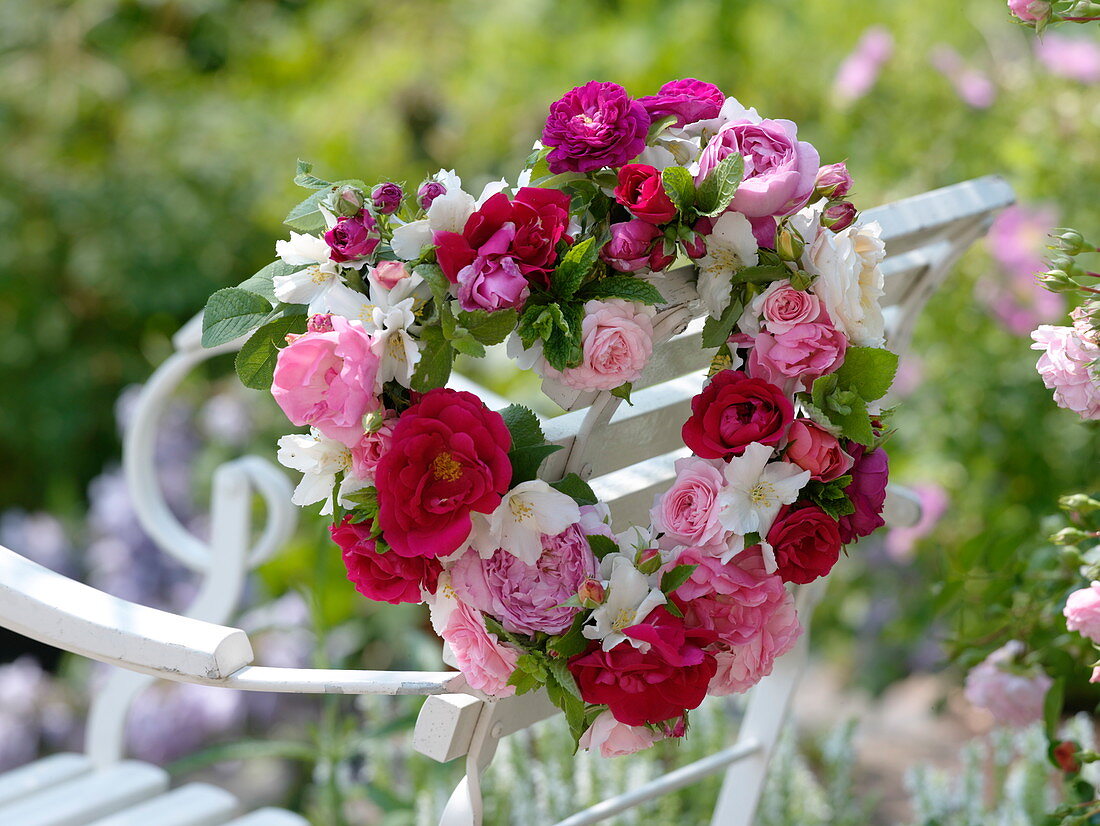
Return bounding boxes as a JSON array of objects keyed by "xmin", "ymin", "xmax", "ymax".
[{"xmin": 201, "ymin": 78, "xmax": 897, "ymax": 757}]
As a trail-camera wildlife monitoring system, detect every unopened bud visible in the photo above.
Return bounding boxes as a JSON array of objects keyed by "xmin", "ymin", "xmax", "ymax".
[
  {"xmin": 635, "ymin": 548, "xmax": 662, "ymax": 575},
  {"xmin": 775, "ymin": 227, "xmax": 805, "ymax": 262},
  {"xmin": 1049, "ymin": 228, "xmax": 1092, "ymax": 256},
  {"xmin": 821, "ymin": 201, "xmax": 856, "ymax": 232},
  {"xmin": 1037, "ymin": 270, "xmax": 1079, "ymax": 293},
  {"xmin": 417, "ymin": 180, "xmax": 447, "ymax": 211},
  {"xmin": 814, "ymin": 162, "xmax": 853, "ymax": 199},
  {"xmin": 371, "ymin": 182, "xmax": 404, "ymax": 215},
  {"xmin": 331, "ymin": 185, "xmax": 366, "ymax": 217},
  {"xmin": 1051, "ymin": 527, "xmax": 1090, "ymax": 546},
  {"xmin": 577, "ymin": 578, "xmax": 605, "ymax": 608},
  {"xmin": 1053, "ymin": 741, "xmax": 1082, "ymax": 774},
  {"xmin": 1059, "ymin": 493, "xmax": 1100, "ymax": 514}
]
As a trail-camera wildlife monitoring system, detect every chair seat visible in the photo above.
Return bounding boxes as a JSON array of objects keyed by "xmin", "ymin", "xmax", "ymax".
[{"xmin": 0, "ymin": 757, "xmax": 307, "ymax": 826}]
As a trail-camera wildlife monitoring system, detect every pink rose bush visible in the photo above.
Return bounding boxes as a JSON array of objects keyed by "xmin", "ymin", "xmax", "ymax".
[
  {"xmin": 203, "ymin": 77, "xmax": 894, "ymax": 757},
  {"xmin": 964, "ymin": 641, "xmax": 1052, "ymax": 727},
  {"xmin": 1065, "ymin": 583, "xmax": 1100, "ymax": 643},
  {"xmin": 1031, "ymin": 324, "xmax": 1100, "ymax": 420}
]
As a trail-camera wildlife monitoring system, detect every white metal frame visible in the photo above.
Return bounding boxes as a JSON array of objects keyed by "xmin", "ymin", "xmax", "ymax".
[{"xmin": 0, "ymin": 175, "xmax": 1014, "ymax": 826}]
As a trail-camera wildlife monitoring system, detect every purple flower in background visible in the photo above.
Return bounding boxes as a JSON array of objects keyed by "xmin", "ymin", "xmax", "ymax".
[
  {"xmin": 125, "ymin": 682, "xmax": 247, "ymax": 763},
  {"xmin": 638, "ymin": 78, "xmax": 725, "ymax": 127},
  {"xmin": 978, "ymin": 205, "xmax": 1065, "ymax": 334},
  {"xmin": 1035, "ymin": 34, "xmax": 1100, "ymax": 84},
  {"xmin": 833, "ymin": 26, "xmax": 894, "ymax": 104},
  {"xmin": 199, "ymin": 391, "xmax": 254, "ymax": 448},
  {"xmin": 0, "ymin": 510, "xmax": 74, "ymax": 576},
  {"xmin": 541, "ymin": 81, "xmax": 650, "ymax": 174},
  {"xmin": 884, "ymin": 483, "xmax": 950, "ymax": 561},
  {"xmin": 930, "ymin": 46, "xmax": 997, "ymax": 109}
]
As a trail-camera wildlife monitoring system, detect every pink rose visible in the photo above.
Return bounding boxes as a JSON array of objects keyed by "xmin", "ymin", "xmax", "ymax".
[
  {"xmin": 578, "ymin": 710, "xmax": 659, "ymax": 757},
  {"xmin": 324, "ymin": 211, "xmax": 380, "ymax": 263},
  {"xmin": 1031, "ymin": 325, "xmax": 1100, "ymax": 421},
  {"xmin": 651, "ymin": 457, "xmax": 729, "ymax": 551},
  {"xmin": 600, "ymin": 219, "xmax": 665, "ymax": 273},
  {"xmin": 638, "ymin": 78, "xmax": 725, "ymax": 128},
  {"xmin": 371, "ymin": 260, "xmax": 411, "ymax": 290},
  {"xmin": 784, "ymin": 419, "xmax": 853, "ymax": 482},
  {"xmin": 708, "ymin": 596, "xmax": 801, "ymax": 695},
  {"xmin": 1092, "ymin": 666, "xmax": 1100, "ymax": 684},
  {"xmin": 964, "ymin": 641, "xmax": 1051, "ymax": 727},
  {"xmin": 1065, "ymin": 583, "xmax": 1100, "ymax": 643},
  {"xmin": 1007, "ymin": 0, "xmax": 1048, "ymax": 22},
  {"xmin": 332, "ymin": 517, "xmax": 440, "ymax": 605},
  {"xmin": 349, "ymin": 415, "xmax": 395, "ymax": 483},
  {"xmin": 441, "ymin": 603, "xmax": 519, "ymax": 697},
  {"xmin": 760, "ymin": 283, "xmax": 825, "ymax": 334},
  {"xmin": 814, "ymin": 163, "xmax": 853, "ymax": 199},
  {"xmin": 543, "ymin": 299, "xmax": 654, "ymax": 391},
  {"xmin": 747, "ymin": 321, "xmax": 848, "ymax": 394},
  {"xmin": 271, "ymin": 316, "xmax": 381, "ymax": 447}
]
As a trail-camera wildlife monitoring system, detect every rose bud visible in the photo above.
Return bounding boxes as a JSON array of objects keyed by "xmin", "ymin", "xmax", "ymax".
[
  {"xmin": 660, "ymin": 716, "xmax": 687, "ymax": 739},
  {"xmin": 635, "ymin": 548, "xmax": 662, "ymax": 575},
  {"xmin": 577, "ymin": 578, "xmax": 606, "ymax": 608},
  {"xmin": 371, "ymin": 260, "xmax": 411, "ymax": 290},
  {"xmin": 1053, "ymin": 741, "xmax": 1081, "ymax": 774},
  {"xmin": 648, "ymin": 237, "xmax": 677, "ymax": 272},
  {"xmin": 814, "ymin": 162, "xmax": 853, "ymax": 199},
  {"xmin": 371, "ymin": 182, "xmax": 404, "ymax": 215},
  {"xmin": 822, "ymin": 201, "xmax": 857, "ymax": 232},
  {"xmin": 332, "ymin": 185, "xmax": 366, "ymax": 217},
  {"xmin": 681, "ymin": 217, "xmax": 713, "ymax": 259},
  {"xmin": 1049, "ymin": 228, "xmax": 1091, "ymax": 256},
  {"xmin": 417, "ymin": 180, "xmax": 447, "ymax": 210},
  {"xmin": 775, "ymin": 227, "xmax": 805, "ymax": 262}
]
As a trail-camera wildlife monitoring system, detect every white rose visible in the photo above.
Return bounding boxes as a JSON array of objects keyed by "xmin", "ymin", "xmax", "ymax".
[{"xmin": 805, "ymin": 221, "xmax": 886, "ymax": 347}]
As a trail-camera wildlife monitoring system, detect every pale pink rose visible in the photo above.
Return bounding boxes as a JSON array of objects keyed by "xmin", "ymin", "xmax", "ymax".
[
  {"xmin": 349, "ymin": 416, "xmax": 395, "ymax": 482},
  {"xmin": 673, "ymin": 547, "xmax": 790, "ymax": 647},
  {"xmin": 1031, "ymin": 325, "xmax": 1100, "ymax": 420},
  {"xmin": 371, "ymin": 260, "xmax": 411, "ymax": 289},
  {"xmin": 441, "ymin": 603, "xmax": 519, "ymax": 697},
  {"xmin": 964, "ymin": 641, "xmax": 1052, "ymax": 727},
  {"xmin": 709, "ymin": 596, "xmax": 801, "ymax": 695},
  {"xmin": 651, "ymin": 457, "xmax": 729, "ymax": 551},
  {"xmin": 1008, "ymin": 0, "xmax": 1047, "ymax": 23},
  {"xmin": 271, "ymin": 316, "xmax": 381, "ymax": 447},
  {"xmin": 1092, "ymin": 666, "xmax": 1100, "ymax": 684},
  {"xmin": 761, "ymin": 283, "xmax": 825, "ymax": 334},
  {"xmin": 747, "ymin": 320, "xmax": 847, "ymax": 394},
  {"xmin": 543, "ymin": 299, "xmax": 655, "ymax": 391},
  {"xmin": 1072, "ymin": 306, "xmax": 1099, "ymax": 346},
  {"xmin": 784, "ymin": 419, "xmax": 853, "ymax": 483},
  {"xmin": 578, "ymin": 710, "xmax": 658, "ymax": 757},
  {"xmin": 1065, "ymin": 583, "xmax": 1100, "ymax": 643}
]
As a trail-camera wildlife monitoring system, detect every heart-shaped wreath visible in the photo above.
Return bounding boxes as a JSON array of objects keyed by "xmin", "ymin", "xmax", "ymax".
[{"xmin": 201, "ymin": 78, "xmax": 897, "ymax": 756}]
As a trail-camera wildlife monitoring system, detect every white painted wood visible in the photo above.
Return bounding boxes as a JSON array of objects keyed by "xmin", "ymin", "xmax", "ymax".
[
  {"xmin": 0, "ymin": 761, "xmax": 168, "ymax": 826},
  {"xmin": 223, "ymin": 810, "xmax": 310, "ymax": 826},
  {"xmin": 0, "ymin": 754, "xmax": 92, "ymax": 808},
  {"xmin": 413, "ymin": 695, "xmax": 487, "ymax": 763},
  {"xmin": 213, "ymin": 665, "xmax": 464, "ymax": 695},
  {"xmin": 84, "ymin": 783, "xmax": 238, "ymax": 826}
]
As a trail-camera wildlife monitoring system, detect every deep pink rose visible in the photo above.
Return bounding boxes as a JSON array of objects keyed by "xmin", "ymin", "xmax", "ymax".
[
  {"xmin": 682, "ymin": 216, "xmax": 712, "ymax": 259},
  {"xmin": 271, "ymin": 316, "xmax": 381, "ymax": 447},
  {"xmin": 822, "ymin": 201, "xmax": 857, "ymax": 232},
  {"xmin": 442, "ymin": 602, "xmax": 519, "ymax": 697},
  {"xmin": 448, "ymin": 522, "xmax": 597, "ymax": 636},
  {"xmin": 747, "ymin": 321, "xmax": 848, "ymax": 394},
  {"xmin": 650, "ymin": 457, "xmax": 728, "ymax": 550},
  {"xmin": 784, "ymin": 419, "xmax": 853, "ymax": 482},
  {"xmin": 671, "ymin": 547, "xmax": 789, "ymax": 647},
  {"xmin": 569, "ymin": 607, "xmax": 717, "ymax": 726},
  {"xmin": 332, "ymin": 517, "xmax": 440, "ymax": 605},
  {"xmin": 371, "ymin": 182, "xmax": 403, "ymax": 215},
  {"xmin": 578, "ymin": 710, "xmax": 658, "ymax": 757},
  {"xmin": 614, "ymin": 164, "xmax": 677, "ymax": 225},
  {"xmin": 696, "ymin": 116, "xmax": 820, "ymax": 220},
  {"xmin": 1065, "ymin": 583, "xmax": 1100, "ymax": 643},
  {"xmin": 600, "ymin": 219, "xmax": 666, "ymax": 273},
  {"xmin": 542, "ymin": 299, "xmax": 654, "ymax": 391},
  {"xmin": 324, "ymin": 211, "xmax": 380, "ymax": 262},
  {"xmin": 638, "ymin": 78, "xmax": 725, "ymax": 127},
  {"xmin": 541, "ymin": 81, "xmax": 650, "ymax": 174},
  {"xmin": 767, "ymin": 504, "xmax": 843, "ymax": 584},
  {"xmin": 837, "ymin": 444, "xmax": 889, "ymax": 544},
  {"xmin": 814, "ymin": 163, "xmax": 853, "ymax": 199},
  {"xmin": 709, "ymin": 597, "xmax": 801, "ymax": 695},
  {"xmin": 349, "ymin": 415, "xmax": 395, "ymax": 482},
  {"xmin": 376, "ymin": 389, "xmax": 512, "ymax": 558},
  {"xmin": 681, "ymin": 370, "xmax": 794, "ymax": 460},
  {"xmin": 417, "ymin": 180, "xmax": 447, "ymax": 210}
]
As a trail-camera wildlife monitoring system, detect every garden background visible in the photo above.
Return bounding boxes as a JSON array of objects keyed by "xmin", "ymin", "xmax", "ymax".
[{"xmin": 0, "ymin": 0, "xmax": 1097, "ymax": 823}]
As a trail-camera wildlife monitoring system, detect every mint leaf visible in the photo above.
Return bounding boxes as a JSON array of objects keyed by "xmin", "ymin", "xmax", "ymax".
[
  {"xmin": 804, "ymin": 477, "xmax": 855, "ymax": 520},
  {"xmin": 551, "ymin": 237, "xmax": 600, "ymax": 300},
  {"xmin": 202, "ymin": 288, "xmax": 275, "ymax": 348},
  {"xmin": 234, "ymin": 314, "xmax": 307, "ymax": 390},
  {"xmin": 284, "ymin": 189, "xmax": 331, "ymax": 233},
  {"xmin": 500, "ymin": 404, "xmax": 546, "ymax": 448},
  {"xmin": 732, "ymin": 264, "xmax": 790, "ymax": 285},
  {"xmin": 660, "ymin": 564, "xmax": 698, "ymax": 596},
  {"xmin": 237, "ymin": 260, "xmax": 295, "ymax": 302},
  {"xmin": 701, "ymin": 296, "xmax": 744, "ymax": 348},
  {"xmin": 456, "ymin": 308, "xmax": 518, "ymax": 345},
  {"xmin": 695, "ymin": 153, "xmax": 745, "ymax": 217},
  {"xmin": 541, "ymin": 302, "xmax": 584, "ymax": 371},
  {"xmin": 661, "ymin": 165, "xmax": 696, "ymax": 216},
  {"xmin": 586, "ymin": 534, "xmax": 619, "ymax": 560},
  {"xmin": 409, "ymin": 324, "xmax": 454, "ymax": 392},
  {"xmin": 548, "ymin": 614, "xmax": 590, "ymax": 659},
  {"xmin": 508, "ymin": 444, "xmax": 563, "ymax": 486},
  {"xmin": 832, "ymin": 346, "xmax": 899, "ymax": 402},
  {"xmin": 550, "ymin": 473, "xmax": 598, "ymax": 506},
  {"xmin": 293, "ymin": 159, "xmax": 332, "ymax": 190},
  {"xmin": 577, "ymin": 276, "xmax": 665, "ymax": 306}
]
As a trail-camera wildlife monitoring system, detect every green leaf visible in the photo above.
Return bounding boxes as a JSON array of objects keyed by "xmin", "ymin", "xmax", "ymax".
[
  {"xmin": 577, "ymin": 275, "xmax": 665, "ymax": 306},
  {"xmin": 508, "ymin": 444, "xmax": 564, "ymax": 486},
  {"xmin": 456, "ymin": 308, "xmax": 518, "ymax": 345},
  {"xmin": 661, "ymin": 166, "xmax": 696, "ymax": 216},
  {"xmin": 234, "ymin": 314, "xmax": 307, "ymax": 390},
  {"xmin": 646, "ymin": 114, "xmax": 678, "ymax": 145},
  {"xmin": 506, "ymin": 667, "xmax": 542, "ymax": 695},
  {"xmin": 166, "ymin": 738, "xmax": 316, "ymax": 775},
  {"xmin": 832, "ymin": 346, "xmax": 900, "ymax": 402},
  {"xmin": 660, "ymin": 564, "xmax": 698, "ymax": 596},
  {"xmin": 695, "ymin": 153, "xmax": 745, "ymax": 217},
  {"xmin": 541, "ymin": 302, "xmax": 584, "ymax": 371},
  {"xmin": 1044, "ymin": 677, "xmax": 1065, "ymax": 739},
  {"xmin": 450, "ymin": 332, "xmax": 486, "ymax": 358},
  {"xmin": 701, "ymin": 296, "xmax": 744, "ymax": 348},
  {"xmin": 236, "ymin": 260, "xmax": 296, "ymax": 303},
  {"xmin": 293, "ymin": 159, "xmax": 332, "ymax": 190},
  {"xmin": 586, "ymin": 534, "xmax": 619, "ymax": 561},
  {"xmin": 548, "ymin": 614, "xmax": 590, "ymax": 659},
  {"xmin": 544, "ymin": 662, "xmax": 586, "ymax": 744},
  {"xmin": 201, "ymin": 288, "xmax": 275, "ymax": 348},
  {"xmin": 610, "ymin": 382, "xmax": 633, "ymax": 404},
  {"xmin": 283, "ymin": 188, "xmax": 332, "ymax": 233},
  {"xmin": 551, "ymin": 237, "xmax": 600, "ymax": 300},
  {"xmin": 545, "ymin": 655, "xmax": 583, "ymax": 701},
  {"xmin": 410, "ymin": 324, "xmax": 454, "ymax": 392},
  {"xmin": 804, "ymin": 477, "xmax": 856, "ymax": 520},
  {"xmin": 549, "ymin": 473, "xmax": 598, "ymax": 506},
  {"xmin": 414, "ymin": 263, "xmax": 450, "ymax": 299},
  {"xmin": 830, "ymin": 394, "xmax": 873, "ymax": 445},
  {"xmin": 500, "ymin": 404, "xmax": 546, "ymax": 449},
  {"xmin": 731, "ymin": 264, "xmax": 790, "ymax": 285}
]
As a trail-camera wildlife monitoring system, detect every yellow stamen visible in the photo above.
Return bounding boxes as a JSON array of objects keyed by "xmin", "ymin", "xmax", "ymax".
[
  {"xmin": 431, "ymin": 451, "xmax": 463, "ymax": 482},
  {"xmin": 611, "ymin": 608, "xmax": 635, "ymax": 632},
  {"xmin": 749, "ymin": 480, "xmax": 777, "ymax": 507},
  {"xmin": 509, "ymin": 496, "xmax": 534, "ymax": 521}
]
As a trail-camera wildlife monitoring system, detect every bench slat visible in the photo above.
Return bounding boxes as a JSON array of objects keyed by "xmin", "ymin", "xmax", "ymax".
[
  {"xmin": 223, "ymin": 809, "xmax": 310, "ymax": 826},
  {"xmin": 0, "ymin": 754, "xmax": 93, "ymax": 809},
  {"xmin": 0, "ymin": 762, "xmax": 168, "ymax": 826},
  {"xmin": 85, "ymin": 784, "xmax": 238, "ymax": 826}
]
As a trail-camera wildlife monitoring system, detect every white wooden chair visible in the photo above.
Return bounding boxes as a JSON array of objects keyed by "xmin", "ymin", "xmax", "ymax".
[{"xmin": 0, "ymin": 175, "xmax": 1014, "ymax": 826}]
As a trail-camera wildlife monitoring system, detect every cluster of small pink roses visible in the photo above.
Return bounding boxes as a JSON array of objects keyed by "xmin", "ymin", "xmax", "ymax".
[{"xmin": 203, "ymin": 77, "xmax": 896, "ymax": 755}]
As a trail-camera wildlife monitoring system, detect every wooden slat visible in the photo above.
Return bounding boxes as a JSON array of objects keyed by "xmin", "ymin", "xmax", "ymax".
[
  {"xmin": 0, "ymin": 762, "xmax": 168, "ymax": 826},
  {"xmin": 85, "ymin": 784, "xmax": 238, "ymax": 826},
  {"xmin": 0, "ymin": 754, "xmax": 93, "ymax": 809}
]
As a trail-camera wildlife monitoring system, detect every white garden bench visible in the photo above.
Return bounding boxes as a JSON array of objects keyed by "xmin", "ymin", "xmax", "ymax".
[{"xmin": 0, "ymin": 175, "xmax": 1014, "ymax": 826}]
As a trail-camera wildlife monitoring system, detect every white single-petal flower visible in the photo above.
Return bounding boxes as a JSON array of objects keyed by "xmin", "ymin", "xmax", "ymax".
[
  {"xmin": 471, "ymin": 480, "xmax": 581, "ymax": 564},
  {"xmin": 276, "ymin": 430, "xmax": 360, "ymax": 517},
  {"xmin": 390, "ymin": 220, "xmax": 433, "ymax": 261},
  {"xmin": 583, "ymin": 555, "xmax": 667, "ymax": 651},
  {"xmin": 371, "ymin": 308, "xmax": 422, "ymax": 389},
  {"xmin": 321, "ymin": 282, "xmax": 376, "ymax": 328},
  {"xmin": 275, "ymin": 231, "xmax": 331, "ymax": 266},
  {"xmin": 273, "ymin": 262, "xmax": 345, "ymax": 314},
  {"xmin": 427, "ymin": 187, "xmax": 477, "ymax": 234},
  {"xmin": 476, "ymin": 179, "xmax": 510, "ymax": 207},
  {"xmin": 433, "ymin": 168, "xmax": 463, "ymax": 191},
  {"xmin": 716, "ymin": 442, "xmax": 810, "ymax": 536},
  {"xmin": 616, "ymin": 525, "xmax": 654, "ymax": 555},
  {"xmin": 697, "ymin": 211, "xmax": 760, "ymax": 318}
]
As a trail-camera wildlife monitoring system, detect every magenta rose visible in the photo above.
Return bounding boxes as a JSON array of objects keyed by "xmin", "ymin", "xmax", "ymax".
[
  {"xmin": 449, "ymin": 522, "xmax": 597, "ymax": 636},
  {"xmin": 638, "ymin": 78, "xmax": 725, "ymax": 127},
  {"xmin": 696, "ymin": 114, "xmax": 820, "ymax": 220},
  {"xmin": 709, "ymin": 597, "xmax": 801, "ymax": 695},
  {"xmin": 541, "ymin": 81, "xmax": 650, "ymax": 174},
  {"xmin": 542, "ymin": 299, "xmax": 654, "ymax": 391},
  {"xmin": 784, "ymin": 419, "xmax": 853, "ymax": 482},
  {"xmin": 681, "ymin": 369, "xmax": 794, "ymax": 460},
  {"xmin": 837, "ymin": 444, "xmax": 889, "ymax": 544},
  {"xmin": 332, "ymin": 517, "xmax": 440, "ymax": 605},
  {"xmin": 767, "ymin": 504, "xmax": 843, "ymax": 584},
  {"xmin": 417, "ymin": 180, "xmax": 447, "ymax": 210},
  {"xmin": 614, "ymin": 164, "xmax": 677, "ymax": 225},
  {"xmin": 324, "ymin": 211, "xmax": 380, "ymax": 262},
  {"xmin": 650, "ymin": 456, "xmax": 729, "ymax": 551},
  {"xmin": 600, "ymin": 219, "xmax": 671, "ymax": 273},
  {"xmin": 375, "ymin": 388, "xmax": 512, "ymax": 558},
  {"xmin": 441, "ymin": 602, "xmax": 519, "ymax": 697},
  {"xmin": 747, "ymin": 321, "xmax": 848, "ymax": 394},
  {"xmin": 271, "ymin": 316, "xmax": 381, "ymax": 447},
  {"xmin": 370, "ymin": 182, "xmax": 403, "ymax": 215},
  {"xmin": 822, "ymin": 201, "xmax": 857, "ymax": 232}
]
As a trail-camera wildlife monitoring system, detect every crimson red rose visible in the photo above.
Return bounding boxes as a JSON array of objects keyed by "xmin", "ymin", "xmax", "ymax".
[
  {"xmin": 434, "ymin": 187, "xmax": 571, "ymax": 288},
  {"xmin": 569, "ymin": 607, "xmax": 717, "ymax": 726},
  {"xmin": 766, "ymin": 504, "xmax": 842, "ymax": 584},
  {"xmin": 376, "ymin": 388, "xmax": 512, "ymax": 559},
  {"xmin": 614, "ymin": 164, "xmax": 677, "ymax": 225},
  {"xmin": 837, "ymin": 444, "xmax": 888, "ymax": 544},
  {"xmin": 331, "ymin": 517, "xmax": 440, "ymax": 605},
  {"xmin": 681, "ymin": 370, "xmax": 794, "ymax": 460}
]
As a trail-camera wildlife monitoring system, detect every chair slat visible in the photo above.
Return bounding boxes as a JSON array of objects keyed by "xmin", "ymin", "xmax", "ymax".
[
  {"xmin": 0, "ymin": 762, "xmax": 168, "ymax": 826},
  {"xmin": 0, "ymin": 754, "xmax": 93, "ymax": 809},
  {"xmin": 85, "ymin": 783, "xmax": 238, "ymax": 826},
  {"xmin": 223, "ymin": 809, "xmax": 310, "ymax": 826}
]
